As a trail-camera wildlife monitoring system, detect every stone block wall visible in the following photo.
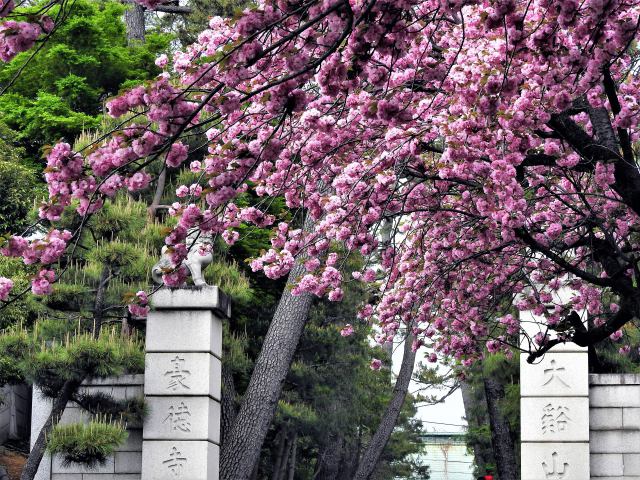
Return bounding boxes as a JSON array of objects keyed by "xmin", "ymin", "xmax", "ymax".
[
  {"xmin": 33, "ymin": 375, "xmax": 144, "ymax": 480},
  {"xmin": 31, "ymin": 286, "xmax": 227, "ymax": 480},
  {"xmin": 0, "ymin": 384, "xmax": 30, "ymax": 444},
  {"xmin": 590, "ymin": 374, "xmax": 640, "ymax": 480}
]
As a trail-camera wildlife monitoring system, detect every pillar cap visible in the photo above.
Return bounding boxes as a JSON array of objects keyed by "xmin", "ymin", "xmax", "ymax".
[{"xmin": 151, "ymin": 286, "xmax": 231, "ymax": 318}]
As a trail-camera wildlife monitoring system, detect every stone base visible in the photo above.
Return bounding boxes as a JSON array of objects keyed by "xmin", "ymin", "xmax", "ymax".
[
  {"xmin": 521, "ymin": 397, "xmax": 589, "ymax": 442},
  {"xmin": 143, "ymin": 396, "xmax": 220, "ymax": 444},
  {"xmin": 151, "ymin": 287, "xmax": 230, "ymax": 318},
  {"xmin": 144, "ymin": 353, "xmax": 221, "ymax": 400},
  {"xmin": 520, "ymin": 352, "xmax": 588, "ymax": 397},
  {"xmin": 141, "ymin": 441, "xmax": 218, "ymax": 480},
  {"xmin": 146, "ymin": 310, "xmax": 222, "ymax": 359},
  {"xmin": 521, "ymin": 442, "xmax": 589, "ymax": 480}
]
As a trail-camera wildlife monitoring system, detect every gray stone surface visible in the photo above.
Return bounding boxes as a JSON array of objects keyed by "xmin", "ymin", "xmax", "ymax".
[
  {"xmin": 118, "ymin": 430, "xmax": 143, "ymax": 452},
  {"xmin": 59, "ymin": 406, "xmax": 90, "ymax": 424},
  {"xmin": 143, "ymin": 396, "xmax": 220, "ymax": 444},
  {"xmin": 590, "ymin": 374, "xmax": 640, "ymax": 386},
  {"xmin": 521, "ymin": 397, "xmax": 589, "ymax": 442},
  {"xmin": 590, "ymin": 408, "xmax": 623, "ymax": 430},
  {"xmin": 587, "ymin": 375, "xmax": 640, "ymax": 479},
  {"xmin": 0, "ymin": 402, "xmax": 9, "ymax": 444},
  {"xmin": 521, "ymin": 442, "xmax": 590, "ymax": 480},
  {"xmin": 144, "ymin": 353, "xmax": 221, "ymax": 400},
  {"xmin": 84, "ymin": 375, "xmax": 144, "ymax": 386},
  {"xmin": 625, "ymin": 453, "xmax": 640, "ymax": 476},
  {"xmin": 31, "ymin": 387, "xmax": 53, "ymax": 480},
  {"xmin": 591, "ymin": 478, "xmax": 640, "ymax": 480},
  {"xmin": 141, "ymin": 441, "xmax": 219, "ymax": 480},
  {"xmin": 623, "ymin": 408, "xmax": 640, "ymax": 429},
  {"xmin": 151, "ymin": 286, "xmax": 230, "ymax": 318},
  {"xmin": 82, "ymin": 475, "xmax": 140, "ymax": 480},
  {"xmin": 590, "ymin": 430, "xmax": 640, "ymax": 453},
  {"xmin": 0, "ymin": 383, "xmax": 30, "ymax": 443},
  {"xmin": 521, "ymin": 352, "xmax": 589, "ymax": 397},
  {"xmin": 115, "ymin": 452, "xmax": 142, "ymax": 473},
  {"xmin": 36, "ymin": 377, "xmax": 145, "ymax": 480},
  {"xmin": 590, "ymin": 385, "xmax": 640, "ymax": 408},
  {"xmin": 52, "ymin": 457, "xmax": 114, "ymax": 475},
  {"xmin": 591, "ymin": 453, "xmax": 624, "ymax": 476},
  {"xmin": 146, "ymin": 310, "xmax": 222, "ymax": 359}
]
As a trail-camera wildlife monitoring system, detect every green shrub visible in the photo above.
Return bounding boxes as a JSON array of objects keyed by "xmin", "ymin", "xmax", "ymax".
[{"xmin": 47, "ymin": 419, "xmax": 128, "ymax": 466}]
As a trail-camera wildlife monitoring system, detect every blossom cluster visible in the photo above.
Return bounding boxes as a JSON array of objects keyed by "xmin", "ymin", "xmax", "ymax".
[
  {"xmin": 5, "ymin": 0, "xmax": 640, "ymax": 364},
  {"xmin": 128, "ymin": 290, "xmax": 150, "ymax": 318},
  {"xmin": 0, "ymin": 15, "xmax": 53, "ymax": 62}
]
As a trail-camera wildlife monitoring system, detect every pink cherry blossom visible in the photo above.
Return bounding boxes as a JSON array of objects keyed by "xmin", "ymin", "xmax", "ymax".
[
  {"xmin": 4, "ymin": 0, "xmax": 640, "ymax": 366},
  {"xmin": 0, "ymin": 277, "xmax": 13, "ymax": 301},
  {"xmin": 340, "ymin": 324, "xmax": 354, "ymax": 337},
  {"xmin": 31, "ymin": 269, "xmax": 55, "ymax": 296}
]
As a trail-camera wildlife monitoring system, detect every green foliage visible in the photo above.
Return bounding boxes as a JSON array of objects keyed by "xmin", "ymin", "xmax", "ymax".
[
  {"xmin": 463, "ymin": 352, "xmax": 520, "ymax": 477},
  {"xmin": 48, "ymin": 196, "xmax": 162, "ymax": 319},
  {"xmin": 204, "ymin": 260, "xmax": 254, "ymax": 304},
  {"xmin": 0, "ymin": 324, "xmax": 144, "ymax": 398},
  {"xmin": 0, "ymin": 256, "xmax": 43, "ymax": 329},
  {"xmin": 0, "ymin": 93, "xmax": 99, "ymax": 147},
  {"xmin": 244, "ymin": 254, "xmax": 429, "ymax": 478},
  {"xmin": 75, "ymin": 392, "xmax": 147, "ymax": 426},
  {"xmin": 159, "ymin": 0, "xmax": 252, "ymax": 46},
  {"xmin": 0, "ymin": 327, "xmax": 30, "ymax": 385},
  {"xmin": 0, "ymin": 123, "xmax": 41, "ymax": 233},
  {"xmin": 0, "ymin": 0, "xmax": 170, "ymax": 150},
  {"xmin": 592, "ymin": 325, "xmax": 640, "ymax": 373},
  {"xmin": 47, "ymin": 419, "xmax": 128, "ymax": 466}
]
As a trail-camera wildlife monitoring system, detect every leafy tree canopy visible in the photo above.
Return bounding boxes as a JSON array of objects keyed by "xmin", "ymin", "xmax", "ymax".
[{"xmin": 0, "ymin": 0, "xmax": 170, "ymax": 150}]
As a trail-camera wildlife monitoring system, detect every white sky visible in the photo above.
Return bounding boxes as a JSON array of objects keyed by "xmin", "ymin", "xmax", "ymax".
[{"xmin": 391, "ymin": 340, "xmax": 468, "ymax": 434}]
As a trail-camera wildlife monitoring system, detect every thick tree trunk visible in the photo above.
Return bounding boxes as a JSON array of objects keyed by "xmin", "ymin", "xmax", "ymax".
[
  {"xmin": 287, "ymin": 433, "xmax": 297, "ymax": 480},
  {"xmin": 272, "ymin": 430, "xmax": 288, "ymax": 480},
  {"xmin": 315, "ymin": 435, "xmax": 344, "ymax": 480},
  {"xmin": 20, "ymin": 379, "xmax": 82, "ymax": 480},
  {"xmin": 148, "ymin": 166, "xmax": 167, "ymax": 220},
  {"xmin": 123, "ymin": 1, "xmax": 145, "ymax": 44},
  {"xmin": 483, "ymin": 377, "xmax": 517, "ymax": 480},
  {"xmin": 460, "ymin": 380, "xmax": 490, "ymax": 472},
  {"xmin": 275, "ymin": 434, "xmax": 293, "ymax": 480},
  {"xmin": 91, "ymin": 264, "xmax": 110, "ymax": 336},
  {"xmin": 353, "ymin": 335, "xmax": 417, "ymax": 480},
  {"xmin": 220, "ymin": 259, "xmax": 314, "ymax": 480},
  {"xmin": 220, "ymin": 361, "xmax": 237, "ymax": 446}
]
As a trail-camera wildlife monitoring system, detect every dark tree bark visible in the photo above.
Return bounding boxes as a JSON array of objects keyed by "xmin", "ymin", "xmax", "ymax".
[
  {"xmin": 123, "ymin": 1, "xmax": 145, "ymax": 44},
  {"xmin": 91, "ymin": 263, "xmax": 111, "ymax": 336},
  {"xmin": 483, "ymin": 377, "xmax": 517, "ymax": 480},
  {"xmin": 315, "ymin": 435, "xmax": 344, "ymax": 480},
  {"xmin": 20, "ymin": 379, "xmax": 82, "ymax": 480},
  {"xmin": 353, "ymin": 335, "xmax": 417, "ymax": 480},
  {"xmin": 287, "ymin": 433, "xmax": 297, "ymax": 480},
  {"xmin": 220, "ymin": 258, "xmax": 314, "ymax": 480},
  {"xmin": 147, "ymin": 166, "xmax": 167, "ymax": 220},
  {"xmin": 272, "ymin": 429, "xmax": 288, "ymax": 480},
  {"xmin": 154, "ymin": 4, "xmax": 192, "ymax": 13},
  {"xmin": 220, "ymin": 361, "xmax": 238, "ymax": 447},
  {"xmin": 275, "ymin": 434, "xmax": 293, "ymax": 480},
  {"xmin": 460, "ymin": 380, "xmax": 491, "ymax": 472}
]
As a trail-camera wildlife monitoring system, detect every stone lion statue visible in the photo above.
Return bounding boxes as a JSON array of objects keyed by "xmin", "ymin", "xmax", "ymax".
[{"xmin": 152, "ymin": 229, "xmax": 213, "ymax": 286}]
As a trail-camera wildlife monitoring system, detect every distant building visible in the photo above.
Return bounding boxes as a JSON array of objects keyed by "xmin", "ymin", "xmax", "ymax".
[{"xmin": 405, "ymin": 431, "xmax": 474, "ymax": 480}]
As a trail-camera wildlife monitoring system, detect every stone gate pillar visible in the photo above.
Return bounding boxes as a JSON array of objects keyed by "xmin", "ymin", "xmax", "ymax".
[
  {"xmin": 520, "ymin": 298, "xmax": 590, "ymax": 480},
  {"xmin": 141, "ymin": 286, "xmax": 230, "ymax": 480}
]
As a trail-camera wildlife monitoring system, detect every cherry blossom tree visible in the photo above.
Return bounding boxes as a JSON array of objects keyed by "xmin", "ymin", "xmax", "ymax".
[{"xmin": 2, "ymin": 0, "xmax": 640, "ymax": 476}]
